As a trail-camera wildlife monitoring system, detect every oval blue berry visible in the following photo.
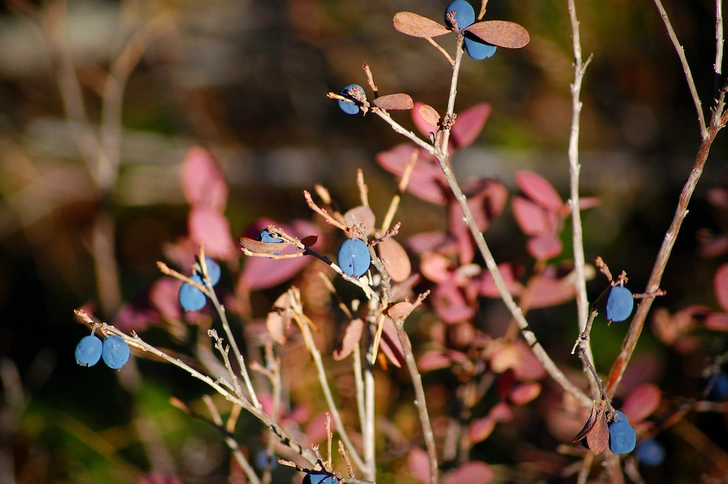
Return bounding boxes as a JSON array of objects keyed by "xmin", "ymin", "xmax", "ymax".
[
  {"xmin": 179, "ymin": 273, "xmax": 207, "ymax": 311},
  {"xmin": 444, "ymin": 0, "xmax": 475, "ymax": 30},
  {"xmin": 101, "ymin": 335, "xmax": 131, "ymax": 370},
  {"xmin": 338, "ymin": 238, "xmax": 371, "ymax": 278},
  {"xmin": 338, "ymin": 84, "xmax": 365, "ymax": 115},
  {"xmin": 636, "ymin": 438, "xmax": 665, "ymax": 466},
  {"xmin": 201, "ymin": 256, "xmax": 221, "ymax": 286},
  {"xmin": 605, "ymin": 285, "xmax": 634, "ymax": 322},
  {"xmin": 608, "ymin": 420, "xmax": 636, "ymax": 454},
  {"xmin": 75, "ymin": 334, "xmax": 102, "ymax": 367},
  {"xmin": 464, "ymin": 34, "xmax": 497, "ymax": 60},
  {"xmin": 303, "ymin": 472, "xmax": 338, "ymax": 484},
  {"xmin": 615, "ymin": 409, "xmax": 629, "ymax": 423}
]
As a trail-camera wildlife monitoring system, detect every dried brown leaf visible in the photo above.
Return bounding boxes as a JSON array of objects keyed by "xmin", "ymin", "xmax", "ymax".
[
  {"xmin": 333, "ymin": 318, "xmax": 364, "ymax": 361},
  {"xmin": 373, "ymin": 93, "xmax": 415, "ymax": 111},
  {"xmin": 240, "ymin": 236, "xmax": 290, "ymax": 255},
  {"xmin": 378, "ymin": 238, "xmax": 412, "ymax": 282},
  {"xmin": 572, "ymin": 403, "xmax": 598, "ymax": 443},
  {"xmin": 393, "ymin": 12, "xmax": 450, "ymax": 38},
  {"xmin": 266, "ymin": 292, "xmax": 292, "ymax": 345},
  {"xmin": 464, "ymin": 20, "xmax": 530, "ymax": 49},
  {"xmin": 419, "ymin": 104, "xmax": 440, "ymax": 126},
  {"xmin": 344, "ymin": 206, "xmax": 376, "ymax": 236},
  {"xmin": 586, "ymin": 411, "xmax": 609, "ymax": 455},
  {"xmin": 387, "ymin": 301, "xmax": 414, "ymax": 320}
]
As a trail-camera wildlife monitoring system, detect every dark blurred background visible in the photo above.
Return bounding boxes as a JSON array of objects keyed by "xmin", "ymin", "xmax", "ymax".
[{"xmin": 1, "ymin": 0, "xmax": 727, "ymax": 482}]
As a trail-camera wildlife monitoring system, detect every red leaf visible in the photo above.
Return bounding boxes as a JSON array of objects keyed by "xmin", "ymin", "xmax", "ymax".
[
  {"xmin": 714, "ymin": 264, "xmax": 728, "ymax": 312},
  {"xmin": 449, "ymin": 199, "xmax": 475, "ymax": 264},
  {"xmin": 407, "ymin": 448, "xmax": 431, "ymax": 484},
  {"xmin": 443, "ymin": 462, "xmax": 494, "ymax": 484},
  {"xmin": 512, "ymin": 196, "xmax": 553, "ymax": 236},
  {"xmin": 578, "ymin": 197, "xmax": 601, "ymax": 210},
  {"xmin": 621, "ymin": 383, "xmax": 661, "ymax": 423},
  {"xmin": 704, "ymin": 312, "xmax": 728, "ymax": 331},
  {"xmin": 462, "ymin": 177, "xmax": 509, "ymax": 232},
  {"xmin": 497, "ymin": 368, "xmax": 516, "ymax": 398},
  {"xmin": 372, "ymin": 93, "xmax": 414, "ymax": 110},
  {"xmin": 407, "ymin": 231, "xmax": 449, "ymax": 253},
  {"xmin": 432, "ymin": 281, "xmax": 474, "ymax": 323},
  {"xmin": 334, "ymin": 318, "xmax": 364, "ymax": 360},
  {"xmin": 181, "ymin": 146, "xmax": 228, "ymax": 210},
  {"xmin": 572, "ymin": 404, "xmax": 598, "ymax": 443},
  {"xmin": 469, "ymin": 416, "xmax": 496, "ymax": 443},
  {"xmin": 393, "ymin": 12, "xmax": 450, "ymax": 38},
  {"xmin": 380, "ymin": 318, "xmax": 405, "ymax": 368},
  {"xmin": 515, "ymin": 170, "xmax": 563, "ymax": 211},
  {"xmin": 378, "ymin": 238, "xmax": 412, "ymax": 282},
  {"xmin": 526, "ymin": 274, "xmax": 576, "ymax": 309},
  {"xmin": 188, "ymin": 207, "xmax": 236, "ymax": 258},
  {"xmin": 463, "ymin": 20, "xmax": 530, "ymax": 48},
  {"xmin": 420, "ymin": 252, "xmax": 452, "ymax": 284},
  {"xmin": 149, "ymin": 278, "xmax": 183, "ymax": 321},
  {"xmin": 488, "ymin": 402, "xmax": 514, "ymax": 422},
  {"xmin": 417, "ymin": 351, "xmax": 452, "ymax": 372},
  {"xmin": 527, "ymin": 234, "xmax": 563, "ymax": 260},
  {"xmin": 451, "ymin": 103, "xmax": 491, "ymax": 149},
  {"xmin": 408, "ymin": 177, "xmax": 448, "ymax": 204},
  {"xmin": 239, "ymin": 256, "xmax": 310, "ymax": 291},
  {"xmin": 586, "ymin": 411, "xmax": 609, "ymax": 455}
]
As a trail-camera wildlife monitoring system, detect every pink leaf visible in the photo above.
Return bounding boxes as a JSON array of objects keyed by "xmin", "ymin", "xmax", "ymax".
[
  {"xmin": 451, "ymin": 103, "xmax": 491, "ymax": 149},
  {"xmin": 188, "ymin": 207, "xmax": 235, "ymax": 258},
  {"xmin": 515, "ymin": 170, "xmax": 563, "ymax": 211},
  {"xmin": 488, "ymin": 402, "xmax": 514, "ymax": 422},
  {"xmin": 412, "ymin": 102, "xmax": 440, "ymax": 138},
  {"xmin": 408, "ymin": 177, "xmax": 448, "ymax": 204},
  {"xmin": 393, "ymin": 12, "xmax": 450, "ymax": 38},
  {"xmin": 334, "ymin": 319, "xmax": 364, "ymax": 360},
  {"xmin": 418, "ymin": 351, "xmax": 452, "ymax": 372},
  {"xmin": 578, "ymin": 197, "xmax": 601, "ymax": 210},
  {"xmin": 714, "ymin": 264, "xmax": 728, "ymax": 312},
  {"xmin": 449, "ymin": 200, "xmax": 475, "ymax": 264},
  {"xmin": 239, "ymin": 256, "xmax": 310, "ymax": 291},
  {"xmin": 443, "ymin": 462, "xmax": 494, "ymax": 484},
  {"xmin": 512, "ymin": 196, "xmax": 552, "ymax": 236},
  {"xmin": 344, "ymin": 206, "xmax": 376, "ymax": 235},
  {"xmin": 480, "ymin": 263, "xmax": 525, "ymax": 297},
  {"xmin": 432, "ymin": 281, "xmax": 474, "ymax": 324},
  {"xmin": 407, "ymin": 448, "xmax": 431, "ymax": 484},
  {"xmin": 181, "ymin": 147, "xmax": 228, "ymax": 210},
  {"xmin": 526, "ymin": 274, "xmax": 576, "ymax": 309},
  {"xmin": 469, "ymin": 416, "xmax": 496, "ymax": 443},
  {"xmin": 407, "ymin": 231, "xmax": 449, "ymax": 253},
  {"xmin": 378, "ymin": 238, "xmax": 412, "ymax": 282},
  {"xmin": 704, "ymin": 312, "xmax": 728, "ymax": 331},
  {"xmin": 420, "ymin": 252, "xmax": 452, "ymax": 284},
  {"xmin": 380, "ymin": 318, "xmax": 405, "ymax": 368},
  {"xmin": 509, "ymin": 382, "xmax": 542, "ymax": 406},
  {"xmin": 527, "ymin": 234, "xmax": 563, "ymax": 260},
  {"xmin": 621, "ymin": 383, "xmax": 661, "ymax": 423},
  {"xmin": 149, "ymin": 278, "xmax": 183, "ymax": 321},
  {"xmin": 377, "ymin": 144, "xmax": 441, "ymax": 179},
  {"xmin": 463, "ymin": 177, "xmax": 509, "ymax": 232}
]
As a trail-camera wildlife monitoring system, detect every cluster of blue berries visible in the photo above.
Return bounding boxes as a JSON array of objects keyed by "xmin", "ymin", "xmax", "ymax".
[
  {"xmin": 75, "ymin": 333, "xmax": 131, "ymax": 370},
  {"xmin": 444, "ymin": 0, "xmax": 497, "ymax": 60},
  {"xmin": 338, "ymin": 84, "xmax": 367, "ymax": 115},
  {"xmin": 337, "ymin": 238, "xmax": 371, "ymax": 278},
  {"xmin": 605, "ymin": 284, "xmax": 634, "ymax": 323},
  {"xmin": 608, "ymin": 410, "xmax": 636, "ymax": 454},
  {"xmin": 178, "ymin": 256, "xmax": 221, "ymax": 312}
]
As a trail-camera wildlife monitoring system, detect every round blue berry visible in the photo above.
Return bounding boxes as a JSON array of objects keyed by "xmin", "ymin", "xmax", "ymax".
[
  {"xmin": 101, "ymin": 335, "xmax": 131, "ymax": 370},
  {"xmin": 606, "ymin": 285, "xmax": 634, "ymax": 322},
  {"xmin": 200, "ymin": 256, "xmax": 221, "ymax": 286},
  {"xmin": 615, "ymin": 409, "xmax": 630, "ymax": 423},
  {"xmin": 708, "ymin": 372, "xmax": 728, "ymax": 400},
  {"xmin": 303, "ymin": 472, "xmax": 338, "ymax": 484},
  {"xmin": 179, "ymin": 273, "xmax": 207, "ymax": 311},
  {"xmin": 75, "ymin": 334, "xmax": 102, "ymax": 367},
  {"xmin": 608, "ymin": 420, "xmax": 636, "ymax": 454},
  {"xmin": 259, "ymin": 229, "xmax": 284, "ymax": 255},
  {"xmin": 338, "ymin": 84, "xmax": 365, "ymax": 115},
  {"xmin": 636, "ymin": 439, "xmax": 665, "ymax": 466},
  {"xmin": 338, "ymin": 238, "xmax": 371, "ymax": 278},
  {"xmin": 464, "ymin": 34, "xmax": 497, "ymax": 60},
  {"xmin": 444, "ymin": 0, "xmax": 475, "ymax": 30}
]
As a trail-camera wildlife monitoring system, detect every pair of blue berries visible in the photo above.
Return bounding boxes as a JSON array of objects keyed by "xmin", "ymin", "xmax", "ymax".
[
  {"xmin": 178, "ymin": 256, "xmax": 221, "ymax": 312},
  {"xmin": 75, "ymin": 334, "xmax": 131, "ymax": 369},
  {"xmin": 445, "ymin": 0, "xmax": 498, "ymax": 60},
  {"xmin": 608, "ymin": 410, "xmax": 636, "ymax": 454},
  {"xmin": 338, "ymin": 238, "xmax": 371, "ymax": 278}
]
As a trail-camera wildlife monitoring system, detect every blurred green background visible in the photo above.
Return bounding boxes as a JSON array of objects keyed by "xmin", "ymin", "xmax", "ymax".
[{"xmin": 1, "ymin": 0, "xmax": 727, "ymax": 482}]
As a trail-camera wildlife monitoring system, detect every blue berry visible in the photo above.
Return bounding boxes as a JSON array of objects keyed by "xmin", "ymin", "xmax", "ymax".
[
  {"xmin": 606, "ymin": 285, "xmax": 634, "ymax": 322},
  {"xmin": 636, "ymin": 439, "xmax": 665, "ymax": 466},
  {"xmin": 444, "ymin": 0, "xmax": 475, "ymax": 30},
  {"xmin": 615, "ymin": 409, "xmax": 629, "ymax": 423},
  {"xmin": 338, "ymin": 84, "xmax": 365, "ymax": 115},
  {"xmin": 464, "ymin": 34, "xmax": 497, "ymax": 60},
  {"xmin": 608, "ymin": 420, "xmax": 636, "ymax": 454},
  {"xmin": 179, "ymin": 273, "xmax": 207, "ymax": 311},
  {"xmin": 102, "ymin": 335, "xmax": 131, "ymax": 369},
  {"xmin": 75, "ymin": 334, "xmax": 102, "ymax": 367},
  {"xmin": 708, "ymin": 372, "xmax": 728, "ymax": 400},
  {"xmin": 259, "ymin": 229, "xmax": 284, "ymax": 255},
  {"xmin": 199, "ymin": 256, "xmax": 221, "ymax": 286},
  {"xmin": 303, "ymin": 472, "xmax": 338, "ymax": 484},
  {"xmin": 338, "ymin": 238, "xmax": 371, "ymax": 278}
]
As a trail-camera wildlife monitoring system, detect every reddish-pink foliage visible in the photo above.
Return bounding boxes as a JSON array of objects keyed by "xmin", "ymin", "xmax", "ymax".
[{"xmin": 181, "ymin": 147, "xmax": 228, "ymax": 211}]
